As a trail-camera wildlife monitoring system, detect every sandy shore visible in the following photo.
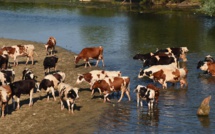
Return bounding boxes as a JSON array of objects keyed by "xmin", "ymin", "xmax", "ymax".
[{"xmin": 0, "ymin": 38, "xmax": 109, "ymax": 133}]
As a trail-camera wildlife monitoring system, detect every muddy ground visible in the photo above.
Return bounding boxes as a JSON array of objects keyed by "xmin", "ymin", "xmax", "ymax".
[{"xmin": 0, "ymin": 38, "xmax": 110, "ymax": 133}]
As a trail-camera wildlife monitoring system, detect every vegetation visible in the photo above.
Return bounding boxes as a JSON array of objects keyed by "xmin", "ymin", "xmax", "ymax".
[{"xmin": 199, "ymin": 0, "xmax": 215, "ymax": 16}]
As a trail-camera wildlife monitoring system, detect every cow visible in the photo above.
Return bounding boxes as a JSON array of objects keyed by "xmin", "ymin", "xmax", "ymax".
[
  {"xmin": 74, "ymin": 46, "xmax": 104, "ymax": 68},
  {"xmin": 43, "ymin": 55, "xmax": 58, "ymax": 75},
  {"xmin": 90, "ymin": 76, "xmax": 131, "ymax": 103},
  {"xmin": 204, "ymin": 55, "xmax": 215, "ymax": 62},
  {"xmin": 133, "ymin": 53, "xmax": 154, "ymax": 61},
  {"xmin": 52, "ymin": 71, "xmax": 66, "ymax": 82},
  {"xmin": 197, "ymin": 61, "xmax": 215, "ymax": 76},
  {"xmin": 138, "ymin": 63, "xmax": 177, "ymax": 79},
  {"xmin": 2, "ymin": 44, "xmax": 37, "ymax": 66},
  {"xmin": 38, "ymin": 74, "xmax": 60, "ymax": 101},
  {"xmin": 22, "ymin": 68, "xmax": 37, "ymax": 80},
  {"xmin": 155, "ymin": 47, "xmax": 189, "ymax": 62},
  {"xmin": 57, "ymin": 83, "xmax": 79, "ymax": 114},
  {"xmin": 45, "ymin": 36, "xmax": 56, "ymax": 55},
  {"xmin": 0, "ymin": 85, "xmax": 12, "ymax": 118},
  {"xmin": 0, "ymin": 50, "xmax": 9, "ymax": 70},
  {"xmin": 9, "ymin": 79, "xmax": 37, "ymax": 110},
  {"xmin": 1, "ymin": 69, "xmax": 15, "ymax": 84},
  {"xmin": 143, "ymin": 53, "xmax": 177, "ymax": 67},
  {"xmin": 76, "ymin": 70, "xmax": 121, "ymax": 95},
  {"xmin": 133, "ymin": 85, "xmax": 155, "ymax": 109},
  {"xmin": 140, "ymin": 68, "xmax": 188, "ymax": 89}
]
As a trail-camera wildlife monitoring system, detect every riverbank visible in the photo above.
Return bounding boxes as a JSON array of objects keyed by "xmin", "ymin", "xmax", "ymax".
[{"xmin": 0, "ymin": 38, "xmax": 109, "ymax": 133}]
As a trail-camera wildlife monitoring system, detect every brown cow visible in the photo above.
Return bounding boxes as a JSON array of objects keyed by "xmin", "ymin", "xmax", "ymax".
[
  {"xmin": 0, "ymin": 85, "xmax": 12, "ymax": 118},
  {"xmin": 90, "ymin": 76, "xmax": 131, "ymax": 103},
  {"xmin": 45, "ymin": 36, "xmax": 56, "ymax": 55},
  {"xmin": 74, "ymin": 46, "xmax": 104, "ymax": 68}
]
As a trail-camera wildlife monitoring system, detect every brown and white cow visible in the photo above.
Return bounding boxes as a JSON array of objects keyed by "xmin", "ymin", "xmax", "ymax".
[
  {"xmin": 76, "ymin": 70, "xmax": 121, "ymax": 95},
  {"xmin": 0, "ymin": 85, "xmax": 12, "ymax": 118},
  {"xmin": 74, "ymin": 46, "xmax": 104, "ymax": 68},
  {"xmin": 140, "ymin": 68, "xmax": 188, "ymax": 89},
  {"xmin": 58, "ymin": 83, "xmax": 79, "ymax": 114},
  {"xmin": 197, "ymin": 61, "xmax": 215, "ymax": 76},
  {"xmin": 90, "ymin": 76, "xmax": 131, "ymax": 103},
  {"xmin": 45, "ymin": 36, "xmax": 56, "ymax": 55},
  {"xmin": 2, "ymin": 44, "xmax": 37, "ymax": 66}
]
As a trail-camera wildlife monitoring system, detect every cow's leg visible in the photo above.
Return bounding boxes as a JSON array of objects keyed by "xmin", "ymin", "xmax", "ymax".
[
  {"xmin": 16, "ymin": 97, "xmax": 20, "ymax": 110},
  {"xmin": 46, "ymin": 92, "xmax": 50, "ymax": 101},
  {"xmin": 25, "ymin": 57, "xmax": 29, "ymax": 65},
  {"xmin": 101, "ymin": 59, "xmax": 105, "ymax": 67},
  {"xmin": 61, "ymin": 99, "xmax": 64, "ymax": 110},
  {"xmin": 136, "ymin": 93, "xmax": 140, "ymax": 107},
  {"xmin": 118, "ymin": 91, "xmax": 125, "ymax": 102},
  {"xmin": 103, "ymin": 94, "xmax": 109, "ymax": 103},
  {"xmin": 66, "ymin": 99, "xmax": 71, "ymax": 113},
  {"xmin": 1, "ymin": 104, "xmax": 5, "ymax": 118},
  {"xmin": 51, "ymin": 87, "xmax": 56, "ymax": 101},
  {"xmin": 29, "ymin": 89, "xmax": 33, "ymax": 107},
  {"xmin": 12, "ymin": 96, "xmax": 16, "ymax": 109},
  {"xmin": 95, "ymin": 60, "xmax": 99, "ymax": 67},
  {"xmin": 87, "ymin": 61, "xmax": 91, "ymax": 68},
  {"xmin": 31, "ymin": 56, "xmax": 34, "ymax": 65},
  {"xmin": 125, "ymin": 91, "xmax": 131, "ymax": 101}
]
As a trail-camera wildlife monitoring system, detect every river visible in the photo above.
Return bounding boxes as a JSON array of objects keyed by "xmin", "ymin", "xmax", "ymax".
[{"xmin": 0, "ymin": 2, "xmax": 215, "ymax": 133}]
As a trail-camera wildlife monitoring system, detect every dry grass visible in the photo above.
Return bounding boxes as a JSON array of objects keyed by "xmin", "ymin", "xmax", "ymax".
[{"xmin": 0, "ymin": 38, "xmax": 109, "ymax": 133}]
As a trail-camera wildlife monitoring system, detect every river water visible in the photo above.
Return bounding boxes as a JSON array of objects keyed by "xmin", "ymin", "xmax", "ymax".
[{"xmin": 0, "ymin": 2, "xmax": 215, "ymax": 133}]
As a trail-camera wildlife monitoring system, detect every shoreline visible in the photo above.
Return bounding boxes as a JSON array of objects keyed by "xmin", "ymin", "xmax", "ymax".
[{"xmin": 0, "ymin": 38, "xmax": 109, "ymax": 133}]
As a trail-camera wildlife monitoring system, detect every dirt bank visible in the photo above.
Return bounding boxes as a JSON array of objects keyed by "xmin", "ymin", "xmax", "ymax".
[{"xmin": 0, "ymin": 38, "xmax": 109, "ymax": 133}]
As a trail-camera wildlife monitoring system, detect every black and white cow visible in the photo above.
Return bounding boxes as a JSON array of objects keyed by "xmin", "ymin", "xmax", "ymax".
[
  {"xmin": 22, "ymin": 68, "xmax": 37, "ymax": 80},
  {"xmin": 58, "ymin": 83, "xmax": 79, "ymax": 114},
  {"xmin": 9, "ymin": 79, "xmax": 36, "ymax": 109},
  {"xmin": 38, "ymin": 74, "xmax": 60, "ymax": 101},
  {"xmin": 1, "ymin": 69, "xmax": 15, "ymax": 84},
  {"xmin": 0, "ymin": 50, "xmax": 9, "ymax": 70},
  {"xmin": 143, "ymin": 53, "xmax": 177, "ymax": 67},
  {"xmin": 43, "ymin": 55, "xmax": 58, "ymax": 75},
  {"xmin": 134, "ymin": 85, "xmax": 155, "ymax": 109},
  {"xmin": 155, "ymin": 47, "xmax": 189, "ymax": 62},
  {"xmin": 133, "ymin": 53, "xmax": 154, "ymax": 61}
]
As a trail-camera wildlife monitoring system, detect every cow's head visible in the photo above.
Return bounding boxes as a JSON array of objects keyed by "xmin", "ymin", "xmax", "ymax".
[
  {"xmin": 76, "ymin": 74, "xmax": 84, "ymax": 84},
  {"xmin": 181, "ymin": 47, "xmax": 189, "ymax": 53},
  {"xmin": 197, "ymin": 61, "xmax": 205, "ymax": 69}
]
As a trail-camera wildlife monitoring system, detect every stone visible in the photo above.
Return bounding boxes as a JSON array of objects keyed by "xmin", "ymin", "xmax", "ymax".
[{"xmin": 197, "ymin": 95, "xmax": 211, "ymax": 116}]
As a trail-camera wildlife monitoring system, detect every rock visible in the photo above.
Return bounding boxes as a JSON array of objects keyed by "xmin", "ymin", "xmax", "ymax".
[{"xmin": 197, "ymin": 95, "xmax": 211, "ymax": 116}]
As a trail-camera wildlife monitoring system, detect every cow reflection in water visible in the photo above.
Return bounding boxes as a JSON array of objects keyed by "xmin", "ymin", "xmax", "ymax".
[
  {"xmin": 137, "ymin": 108, "xmax": 160, "ymax": 127},
  {"xmin": 198, "ymin": 116, "xmax": 210, "ymax": 128},
  {"xmin": 97, "ymin": 103, "xmax": 131, "ymax": 130},
  {"xmin": 198, "ymin": 74, "xmax": 215, "ymax": 85}
]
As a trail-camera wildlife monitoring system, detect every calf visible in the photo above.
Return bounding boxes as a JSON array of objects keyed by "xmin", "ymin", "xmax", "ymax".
[
  {"xmin": 0, "ymin": 85, "xmax": 12, "ymax": 118},
  {"xmin": 2, "ymin": 44, "xmax": 37, "ymax": 66},
  {"xmin": 58, "ymin": 83, "xmax": 79, "ymax": 114},
  {"xmin": 38, "ymin": 74, "xmax": 60, "ymax": 101},
  {"xmin": 133, "ymin": 85, "xmax": 155, "ymax": 109},
  {"xmin": 197, "ymin": 61, "xmax": 215, "ymax": 76},
  {"xmin": 90, "ymin": 76, "xmax": 131, "ymax": 103},
  {"xmin": 43, "ymin": 55, "xmax": 58, "ymax": 74},
  {"xmin": 22, "ymin": 68, "xmax": 37, "ymax": 80},
  {"xmin": 9, "ymin": 79, "xmax": 36, "ymax": 110},
  {"xmin": 45, "ymin": 36, "xmax": 56, "ymax": 55},
  {"xmin": 74, "ymin": 46, "xmax": 104, "ymax": 68},
  {"xmin": 76, "ymin": 70, "xmax": 121, "ymax": 95}
]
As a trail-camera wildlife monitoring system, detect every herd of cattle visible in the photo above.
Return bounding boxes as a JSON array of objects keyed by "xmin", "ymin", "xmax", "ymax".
[{"xmin": 0, "ymin": 36, "xmax": 213, "ymax": 118}]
